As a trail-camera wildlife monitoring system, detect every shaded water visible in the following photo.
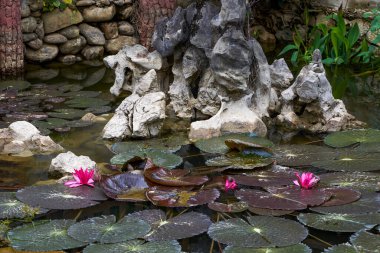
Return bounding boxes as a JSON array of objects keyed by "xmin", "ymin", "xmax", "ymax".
[{"xmin": 0, "ymin": 61, "xmax": 379, "ymax": 252}]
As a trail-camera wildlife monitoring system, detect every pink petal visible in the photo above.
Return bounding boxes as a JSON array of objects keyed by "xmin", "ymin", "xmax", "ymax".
[
  {"xmin": 293, "ymin": 180, "xmax": 300, "ymax": 186},
  {"xmin": 88, "ymin": 179, "xmax": 95, "ymax": 184},
  {"xmin": 64, "ymin": 181, "xmax": 82, "ymax": 188}
]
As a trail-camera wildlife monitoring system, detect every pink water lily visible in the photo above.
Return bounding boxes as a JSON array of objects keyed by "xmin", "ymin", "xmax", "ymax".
[
  {"xmin": 293, "ymin": 172, "xmax": 319, "ymax": 189},
  {"xmin": 225, "ymin": 178, "xmax": 237, "ymax": 191},
  {"xmin": 64, "ymin": 168, "xmax": 95, "ymax": 188}
]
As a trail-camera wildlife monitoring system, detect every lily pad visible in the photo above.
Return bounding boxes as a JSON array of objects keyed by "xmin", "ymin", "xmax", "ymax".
[
  {"xmin": 32, "ymin": 118, "xmax": 69, "ymax": 130},
  {"xmin": 47, "ymin": 109, "xmax": 86, "ymax": 120},
  {"xmin": 208, "ymin": 202, "xmax": 249, "ymax": 213},
  {"xmin": 7, "ymin": 220, "xmax": 86, "ymax": 251},
  {"xmin": 297, "ymin": 213, "xmax": 380, "ymax": 232},
  {"xmin": 16, "ymin": 184, "xmax": 107, "ymax": 210},
  {"xmin": 67, "ymin": 215, "xmax": 151, "ymax": 244},
  {"xmin": 83, "ymin": 240, "xmax": 181, "ymax": 253},
  {"xmin": 236, "ymin": 187, "xmax": 331, "ymax": 211},
  {"xmin": 225, "ymin": 139, "xmax": 273, "ymax": 154},
  {"xmin": 311, "ymin": 153, "xmax": 380, "ymax": 172},
  {"xmin": 274, "ymin": 145, "xmax": 337, "ymax": 167},
  {"xmin": 0, "ymin": 192, "xmax": 48, "ymax": 219},
  {"xmin": 248, "ymin": 207, "xmax": 294, "ymax": 217},
  {"xmin": 320, "ymin": 188, "xmax": 361, "ymax": 207},
  {"xmin": 233, "ymin": 171, "xmax": 295, "ymax": 187},
  {"xmin": 350, "ymin": 230, "xmax": 380, "ymax": 252},
  {"xmin": 206, "ymin": 152, "xmax": 274, "ymax": 170},
  {"xmin": 111, "ymin": 150, "xmax": 183, "ymax": 169},
  {"xmin": 65, "ymin": 97, "xmax": 109, "ymax": 109},
  {"xmin": 319, "ymin": 172, "xmax": 380, "ymax": 192},
  {"xmin": 224, "ymin": 244, "xmax": 312, "ymax": 253},
  {"xmin": 0, "ymin": 80, "xmax": 31, "ymax": 91},
  {"xmin": 62, "ymin": 91, "xmax": 101, "ymax": 98},
  {"xmin": 85, "ymin": 106, "xmax": 112, "ymax": 114},
  {"xmin": 101, "ymin": 173, "xmax": 149, "ymax": 201},
  {"xmin": 310, "ymin": 192, "xmax": 380, "ymax": 214},
  {"xmin": 127, "ymin": 209, "xmax": 166, "ymax": 225},
  {"xmin": 144, "ymin": 212, "xmax": 212, "ymax": 241},
  {"xmin": 355, "ymin": 142, "xmax": 380, "ymax": 153},
  {"xmin": 144, "ymin": 167, "xmax": 209, "ymax": 187},
  {"xmin": 195, "ymin": 133, "xmax": 274, "ymax": 154},
  {"xmin": 146, "ymin": 187, "xmax": 220, "ymax": 207},
  {"xmin": 324, "ymin": 129, "xmax": 380, "ymax": 148},
  {"xmin": 208, "ymin": 216, "xmax": 308, "ymax": 248},
  {"xmin": 323, "ymin": 244, "xmax": 358, "ymax": 253}
]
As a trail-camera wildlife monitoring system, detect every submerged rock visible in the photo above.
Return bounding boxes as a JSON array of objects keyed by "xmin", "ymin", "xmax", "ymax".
[{"xmin": 49, "ymin": 151, "xmax": 96, "ymax": 176}]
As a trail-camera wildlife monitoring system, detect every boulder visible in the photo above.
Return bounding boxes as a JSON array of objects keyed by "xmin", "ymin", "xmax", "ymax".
[
  {"xmin": 21, "ymin": 17, "xmax": 37, "ymax": 33},
  {"xmin": 133, "ymin": 69, "xmax": 160, "ymax": 96},
  {"xmin": 8, "ymin": 121, "xmax": 40, "ymax": 142},
  {"xmin": 211, "ymin": 0, "xmax": 246, "ymax": 28},
  {"xmin": 42, "ymin": 8, "xmax": 83, "ymax": 34},
  {"xmin": 44, "ymin": 33, "xmax": 68, "ymax": 44},
  {"xmin": 269, "ymin": 58, "xmax": 294, "ymax": 89},
  {"xmin": 79, "ymin": 23, "xmax": 106, "ymax": 45},
  {"xmin": 83, "ymin": 5, "xmax": 116, "ymax": 22},
  {"xmin": 100, "ymin": 22, "xmax": 119, "ymax": 40},
  {"xmin": 105, "ymin": 36, "xmax": 138, "ymax": 54},
  {"xmin": 118, "ymin": 21, "xmax": 135, "ymax": 36},
  {"xmin": 49, "ymin": 151, "xmax": 96, "ymax": 176},
  {"xmin": 81, "ymin": 46, "xmax": 104, "ymax": 60},
  {"xmin": 59, "ymin": 36, "xmax": 87, "ymax": 55},
  {"xmin": 25, "ymin": 44, "xmax": 59, "ymax": 62},
  {"xmin": 59, "ymin": 25, "xmax": 80, "ymax": 39}
]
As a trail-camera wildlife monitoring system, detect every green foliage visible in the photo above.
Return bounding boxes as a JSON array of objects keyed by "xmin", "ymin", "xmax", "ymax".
[
  {"xmin": 280, "ymin": 8, "xmax": 379, "ymax": 66},
  {"xmin": 42, "ymin": 0, "xmax": 73, "ymax": 12},
  {"xmin": 363, "ymin": 7, "xmax": 380, "ymax": 45}
]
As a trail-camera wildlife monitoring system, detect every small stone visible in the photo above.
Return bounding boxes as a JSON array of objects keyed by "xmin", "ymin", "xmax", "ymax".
[
  {"xmin": 21, "ymin": 17, "xmax": 37, "ymax": 33},
  {"xmin": 79, "ymin": 23, "xmax": 106, "ymax": 45},
  {"xmin": 117, "ymin": 5, "xmax": 133, "ymax": 19},
  {"xmin": 58, "ymin": 55, "xmax": 77, "ymax": 65},
  {"xmin": 25, "ymin": 44, "xmax": 59, "ymax": 62},
  {"xmin": 21, "ymin": 1, "xmax": 31, "ymax": 18},
  {"xmin": 23, "ymin": 33, "xmax": 38, "ymax": 43},
  {"xmin": 105, "ymin": 36, "xmax": 138, "ymax": 54},
  {"xmin": 82, "ymin": 5, "xmax": 116, "ymax": 22},
  {"xmin": 44, "ymin": 33, "xmax": 68, "ymax": 44},
  {"xmin": 27, "ymin": 38, "xmax": 43, "ymax": 50},
  {"xmin": 81, "ymin": 46, "xmax": 104, "ymax": 60},
  {"xmin": 112, "ymin": 0, "xmax": 132, "ymax": 6},
  {"xmin": 59, "ymin": 25, "xmax": 80, "ymax": 39},
  {"xmin": 100, "ymin": 22, "xmax": 119, "ymax": 40},
  {"xmin": 118, "ymin": 21, "xmax": 134, "ymax": 35},
  {"xmin": 59, "ymin": 36, "xmax": 87, "ymax": 55},
  {"xmin": 29, "ymin": 0, "xmax": 43, "ymax": 11},
  {"xmin": 81, "ymin": 113, "xmax": 107, "ymax": 122},
  {"xmin": 76, "ymin": 0, "xmax": 95, "ymax": 6}
]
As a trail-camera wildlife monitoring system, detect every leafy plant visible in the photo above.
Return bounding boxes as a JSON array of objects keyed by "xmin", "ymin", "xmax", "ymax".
[{"xmin": 42, "ymin": 0, "xmax": 73, "ymax": 12}]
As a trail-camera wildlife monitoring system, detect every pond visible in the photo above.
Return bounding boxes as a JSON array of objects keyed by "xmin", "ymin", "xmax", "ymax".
[{"xmin": 0, "ymin": 60, "xmax": 379, "ymax": 253}]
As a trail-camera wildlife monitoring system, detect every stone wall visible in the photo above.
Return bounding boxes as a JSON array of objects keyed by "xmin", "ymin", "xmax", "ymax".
[{"xmin": 21, "ymin": 0, "xmax": 138, "ymax": 63}]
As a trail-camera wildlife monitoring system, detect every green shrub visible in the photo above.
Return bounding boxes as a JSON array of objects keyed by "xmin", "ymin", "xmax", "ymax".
[{"xmin": 42, "ymin": 0, "xmax": 73, "ymax": 12}]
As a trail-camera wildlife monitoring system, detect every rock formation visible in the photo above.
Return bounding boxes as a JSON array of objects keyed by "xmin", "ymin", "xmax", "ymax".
[{"xmin": 49, "ymin": 151, "xmax": 96, "ymax": 177}]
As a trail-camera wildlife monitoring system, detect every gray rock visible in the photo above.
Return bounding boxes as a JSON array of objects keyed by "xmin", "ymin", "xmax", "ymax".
[
  {"xmin": 270, "ymin": 58, "xmax": 294, "ymax": 89},
  {"xmin": 211, "ymin": 27, "xmax": 252, "ymax": 92},
  {"xmin": 21, "ymin": 17, "xmax": 37, "ymax": 33},
  {"xmin": 23, "ymin": 33, "xmax": 38, "ymax": 43},
  {"xmin": 29, "ymin": 0, "xmax": 43, "ymax": 11},
  {"xmin": 79, "ymin": 23, "xmax": 106, "ymax": 45},
  {"xmin": 83, "ymin": 5, "xmax": 116, "ymax": 22},
  {"xmin": 44, "ymin": 33, "xmax": 68, "ymax": 44},
  {"xmin": 49, "ymin": 151, "xmax": 96, "ymax": 176},
  {"xmin": 58, "ymin": 55, "xmax": 77, "ymax": 65},
  {"xmin": 21, "ymin": 1, "xmax": 31, "ymax": 18},
  {"xmin": 211, "ymin": 0, "xmax": 246, "ymax": 29},
  {"xmin": 81, "ymin": 46, "xmax": 104, "ymax": 60},
  {"xmin": 100, "ymin": 22, "xmax": 119, "ymax": 40},
  {"xmin": 117, "ymin": 6, "xmax": 133, "ymax": 19},
  {"xmin": 25, "ymin": 44, "xmax": 59, "ymax": 62},
  {"xmin": 59, "ymin": 25, "xmax": 80, "ymax": 39},
  {"xmin": 182, "ymin": 46, "xmax": 207, "ymax": 80},
  {"xmin": 27, "ymin": 38, "xmax": 43, "ymax": 50},
  {"xmin": 112, "ymin": 0, "xmax": 132, "ymax": 6},
  {"xmin": 59, "ymin": 36, "xmax": 87, "ymax": 55},
  {"xmin": 105, "ymin": 36, "xmax": 138, "ymax": 54},
  {"xmin": 133, "ymin": 69, "xmax": 160, "ymax": 96},
  {"xmin": 76, "ymin": 0, "xmax": 95, "ymax": 6},
  {"xmin": 35, "ymin": 22, "xmax": 44, "ymax": 39},
  {"xmin": 152, "ymin": 7, "xmax": 190, "ymax": 57},
  {"xmin": 42, "ymin": 8, "xmax": 83, "ymax": 34},
  {"xmin": 118, "ymin": 21, "xmax": 135, "ymax": 36}
]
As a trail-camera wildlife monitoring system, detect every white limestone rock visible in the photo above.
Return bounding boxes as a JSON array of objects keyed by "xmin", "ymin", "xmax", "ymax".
[{"xmin": 49, "ymin": 151, "xmax": 96, "ymax": 176}]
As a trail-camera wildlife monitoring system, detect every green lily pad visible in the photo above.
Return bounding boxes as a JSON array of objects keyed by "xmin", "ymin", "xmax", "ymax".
[
  {"xmin": 319, "ymin": 172, "xmax": 380, "ymax": 192},
  {"xmin": 65, "ymin": 97, "xmax": 109, "ymax": 109},
  {"xmin": 127, "ymin": 209, "xmax": 166, "ymax": 225},
  {"xmin": 111, "ymin": 150, "xmax": 183, "ymax": 169},
  {"xmin": 195, "ymin": 133, "xmax": 274, "ymax": 154},
  {"xmin": 0, "ymin": 223, "xmax": 8, "ymax": 241},
  {"xmin": 208, "ymin": 216, "xmax": 308, "ymax": 248},
  {"xmin": 355, "ymin": 142, "xmax": 380, "ymax": 153},
  {"xmin": 62, "ymin": 91, "xmax": 101, "ymax": 98},
  {"xmin": 224, "ymin": 244, "xmax": 312, "ymax": 253},
  {"xmin": 144, "ymin": 212, "xmax": 212, "ymax": 241},
  {"xmin": 324, "ymin": 129, "xmax": 380, "ymax": 148},
  {"xmin": 311, "ymin": 153, "xmax": 380, "ymax": 172},
  {"xmin": 350, "ymin": 230, "xmax": 380, "ymax": 252},
  {"xmin": 323, "ymin": 244, "xmax": 358, "ymax": 253},
  {"xmin": 0, "ymin": 192, "xmax": 48, "ymax": 219},
  {"xmin": 274, "ymin": 145, "xmax": 337, "ymax": 167},
  {"xmin": 32, "ymin": 118, "xmax": 69, "ymax": 130},
  {"xmin": 111, "ymin": 134, "xmax": 189, "ymax": 154},
  {"xmin": 310, "ymin": 192, "xmax": 380, "ymax": 214},
  {"xmin": 0, "ymin": 80, "xmax": 31, "ymax": 91},
  {"xmin": 85, "ymin": 106, "xmax": 112, "ymax": 114},
  {"xmin": 8, "ymin": 220, "xmax": 86, "ymax": 251},
  {"xmin": 297, "ymin": 213, "xmax": 380, "ymax": 232},
  {"xmin": 208, "ymin": 202, "xmax": 249, "ymax": 213},
  {"xmin": 47, "ymin": 109, "xmax": 86, "ymax": 120},
  {"xmin": 67, "ymin": 215, "xmax": 151, "ymax": 244},
  {"xmin": 206, "ymin": 152, "xmax": 274, "ymax": 170},
  {"xmin": 83, "ymin": 240, "xmax": 181, "ymax": 253},
  {"xmin": 16, "ymin": 184, "xmax": 107, "ymax": 210}
]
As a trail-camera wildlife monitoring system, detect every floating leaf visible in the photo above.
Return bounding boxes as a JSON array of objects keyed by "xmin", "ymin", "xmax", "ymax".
[
  {"xmin": 0, "ymin": 80, "xmax": 31, "ymax": 91},
  {"xmin": 208, "ymin": 202, "xmax": 249, "ymax": 213},
  {"xmin": 225, "ymin": 139, "xmax": 273, "ymax": 154},
  {"xmin": 8, "ymin": 220, "xmax": 86, "ymax": 251},
  {"xmin": 146, "ymin": 187, "xmax": 220, "ymax": 207},
  {"xmin": 0, "ymin": 192, "xmax": 48, "ymax": 219},
  {"xmin": 144, "ymin": 212, "xmax": 212, "ymax": 241},
  {"xmin": 350, "ymin": 230, "xmax": 380, "ymax": 252},
  {"xmin": 83, "ymin": 240, "xmax": 181, "ymax": 253},
  {"xmin": 208, "ymin": 216, "xmax": 308, "ymax": 248},
  {"xmin": 62, "ymin": 91, "xmax": 101, "ymax": 98},
  {"xmin": 320, "ymin": 188, "xmax": 361, "ymax": 207},
  {"xmin": 310, "ymin": 192, "xmax": 380, "ymax": 214},
  {"xmin": 248, "ymin": 207, "xmax": 294, "ymax": 217},
  {"xmin": 16, "ymin": 184, "xmax": 107, "ymax": 210},
  {"xmin": 355, "ymin": 142, "xmax": 380, "ymax": 153},
  {"xmin": 101, "ymin": 173, "xmax": 149, "ymax": 201},
  {"xmin": 233, "ymin": 171, "xmax": 294, "ymax": 187},
  {"xmin": 47, "ymin": 109, "xmax": 86, "ymax": 120},
  {"xmin": 297, "ymin": 213, "xmax": 380, "ymax": 232},
  {"xmin": 323, "ymin": 244, "xmax": 358, "ymax": 253},
  {"xmin": 311, "ymin": 153, "xmax": 380, "ymax": 172},
  {"xmin": 144, "ymin": 167, "xmax": 208, "ymax": 187},
  {"xmin": 224, "ymin": 244, "xmax": 312, "ymax": 253},
  {"xmin": 195, "ymin": 133, "xmax": 274, "ymax": 154},
  {"xmin": 65, "ymin": 98, "xmax": 109, "ymax": 109},
  {"xmin": 85, "ymin": 106, "xmax": 112, "ymax": 114},
  {"xmin": 319, "ymin": 172, "xmax": 380, "ymax": 192},
  {"xmin": 274, "ymin": 145, "xmax": 337, "ymax": 167},
  {"xmin": 324, "ymin": 129, "xmax": 380, "ymax": 148},
  {"xmin": 206, "ymin": 152, "xmax": 273, "ymax": 170},
  {"xmin": 32, "ymin": 118, "xmax": 69, "ymax": 130},
  {"xmin": 127, "ymin": 209, "xmax": 166, "ymax": 225},
  {"xmin": 67, "ymin": 215, "xmax": 150, "ymax": 244},
  {"xmin": 236, "ymin": 187, "xmax": 331, "ymax": 211}
]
